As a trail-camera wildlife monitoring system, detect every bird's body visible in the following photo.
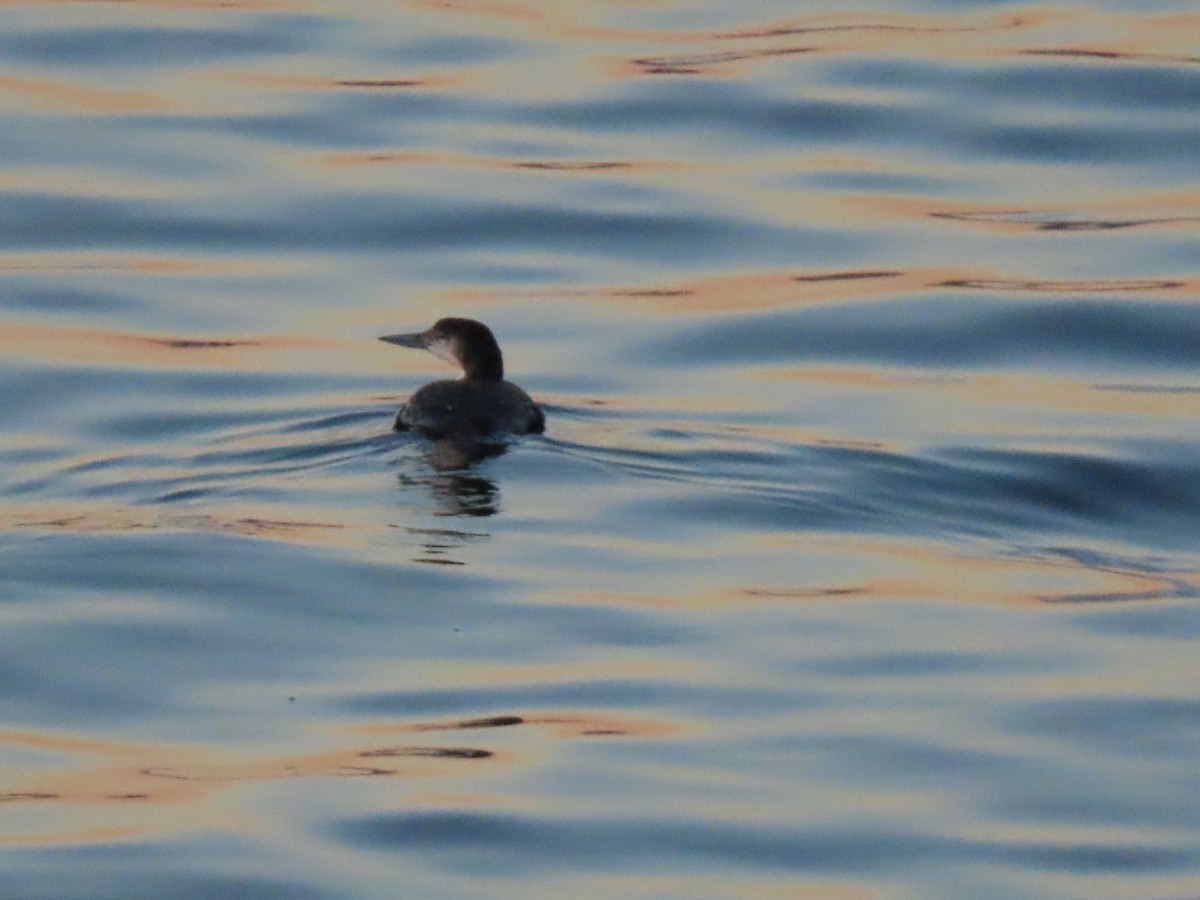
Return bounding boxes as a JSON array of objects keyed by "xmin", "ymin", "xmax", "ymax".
[
  {"xmin": 380, "ymin": 318, "xmax": 544, "ymax": 440},
  {"xmin": 395, "ymin": 378, "xmax": 544, "ymax": 439}
]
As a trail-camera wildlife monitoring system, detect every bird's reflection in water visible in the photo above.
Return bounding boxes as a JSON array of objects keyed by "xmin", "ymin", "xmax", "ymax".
[{"xmin": 393, "ymin": 438, "xmax": 506, "ymax": 565}]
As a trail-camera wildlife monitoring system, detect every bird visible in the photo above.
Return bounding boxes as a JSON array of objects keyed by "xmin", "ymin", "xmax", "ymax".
[{"xmin": 379, "ymin": 317, "xmax": 544, "ymax": 439}]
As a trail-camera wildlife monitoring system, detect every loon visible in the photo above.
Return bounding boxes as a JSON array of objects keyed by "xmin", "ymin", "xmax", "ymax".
[{"xmin": 379, "ymin": 317, "xmax": 545, "ymax": 439}]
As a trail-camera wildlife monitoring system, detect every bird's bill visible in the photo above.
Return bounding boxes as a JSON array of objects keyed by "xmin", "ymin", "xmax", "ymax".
[{"xmin": 378, "ymin": 331, "xmax": 427, "ymax": 349}]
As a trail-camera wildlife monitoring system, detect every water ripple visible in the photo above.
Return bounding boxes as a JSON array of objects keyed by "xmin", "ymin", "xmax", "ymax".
[{"xmin": 1, "ymin": 1, "xmax": 1198, "ymax": 896}]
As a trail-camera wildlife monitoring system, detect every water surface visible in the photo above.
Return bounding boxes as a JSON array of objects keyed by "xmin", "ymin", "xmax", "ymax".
[{"xmin": 1, "ymin": 2, "xmax": 1198, "ymax": 898}]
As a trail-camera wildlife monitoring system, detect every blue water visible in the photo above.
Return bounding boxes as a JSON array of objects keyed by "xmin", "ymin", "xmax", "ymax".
[{"xmin": 1, "ymin": 2, "xmax": 1198, "ymax": 898}]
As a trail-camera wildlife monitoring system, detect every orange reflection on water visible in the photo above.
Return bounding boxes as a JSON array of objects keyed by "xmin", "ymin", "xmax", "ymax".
[
  {"xmin": 1005, "ymin": 8, "xmax": 1200, "ymax": 64},
  {"xmin": 717, "ymin": 7, "xmax": 1200, "ymax": 63},
  {"xmin": 383, "ymin": 1, "xmax": 1200, "ymax": 91},
  {"xmin": 27, "ymin": 0, "xmax": 303, "ymax": 8},
  {"xmin": 0, "ymin": 501, "xmax": 399, "ymax": 553},
  {"xmin": 0, "ymin": 319, "xmax": 258, "ymax": 368},
  {"xmin": 603, "ymin": 15, "xmax": 1000, "ymax": 80},
  {"xmin": 316, "ymin": 147, "xmax": 685, "ymax": 176},
  {"xmin": 607, "ymin": 45, "xmax": 816, "ymax": 79},
  {"xmin": 357, "ymin": 709, "xmax": 684, "ymax": 741},
  {"xmin": 404, "ymin": 2, "xmax": 1020, "ymax": 63},
  {"xmin": 0, "ymin": 707, "xmax": 685, "ymax": 846},
  {"xmin": 219, "ymin": 69, "xmax": 457, "ymax": 93},
  {"xmin": 0, "ymin": 251, "xmax": 283, "ymax": 276},
  {"xmin": 746, "ymin": 534, "xmax": 1196, "ymax": 608},
  {"xmin": 871, "ymin": 189, "xmax": 1200, "ymax": 237},
  {"xmin": 369, "ymin": 1, "xmax": 1182, "ymax": 103},
  {"xmin": 705, "ymin": 8, "xmax": 1200, "ymax": 68},
  {"xmin": 454, "ymin": 269, "xmax": 937, "ymax": 317},
  {"xmin": 0, "ymin": 75, "xmax": 165, "ymax": 114},
  {"xmin": 563, "ymin": 533, "xmax": 1195, "ymax": 610},
  {"xmin": 1, "ymin": 505, "xmax": 157, "ymax": 536},
  {"xmin": 0, "ymin": 722, "xmax": 504, "ymax": 847},
  {"xmin": 0, "ymin": 727, "xmax": 237, "ymax": 846},
  {"xmin": 459, "ymin": 263, "xmax": 1198, "ymax": 322},
  {"xmin": 0, "ymin": 316, "xmax": 392, "ymax": 374}
]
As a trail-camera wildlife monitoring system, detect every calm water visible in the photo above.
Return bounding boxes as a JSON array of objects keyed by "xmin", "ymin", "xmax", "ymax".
[{"xmin": 1, "ymin": 1, "xmax": 1199, "ymax": 897}]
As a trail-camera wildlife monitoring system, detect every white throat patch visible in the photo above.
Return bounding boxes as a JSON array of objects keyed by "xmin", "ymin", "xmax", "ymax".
[{"xmin": 426, "ymin": 336, "xmax": 460, "ymax": 368}]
